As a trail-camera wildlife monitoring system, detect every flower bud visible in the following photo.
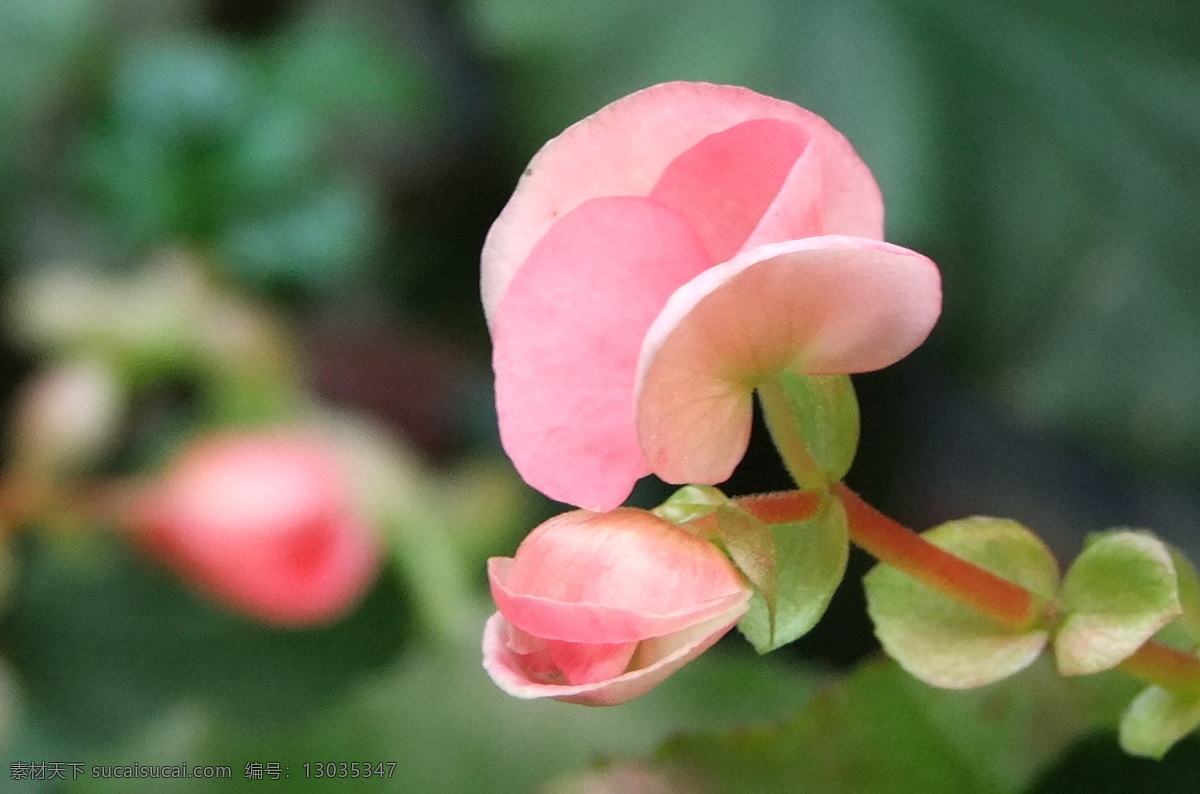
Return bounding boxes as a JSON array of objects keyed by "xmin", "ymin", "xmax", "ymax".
[
  {"xmin": 133, "ymin": 431, "xmax": 382, "ymax": 625},
  {"xmin": 483, "ymin": 508, "xmax": 750, "ymax": 705}
]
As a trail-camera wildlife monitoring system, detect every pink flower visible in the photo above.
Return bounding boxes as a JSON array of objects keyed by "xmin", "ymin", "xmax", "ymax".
[
  {"xmin": 482, "ymin": 508, "xmax": 751, "ymax": 705},
  {"xmin": 484, "ymin": 81, "xmax": 941, "ymax": 510},
  {"xmin": 134, "ymin": 431, "xmax": 382, "ymax": 626}
]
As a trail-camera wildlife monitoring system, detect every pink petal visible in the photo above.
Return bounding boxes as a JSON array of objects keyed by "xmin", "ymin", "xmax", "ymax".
[
  {"xmin": 481, "ymin": 602, "xmax": 748, "ymax": 706},
  {"xmin": 482, "ymin": 81, "xmax": 882, "ymax": 324},
  {"xmin": 491, "ymin": 197, "xmax": 710, "ymax": 511},
  {"xmin": 546, "ymin": 639, "xmax": 640, "ymax": 685},
  {"xmin": 649, "ymin": 118, "xmax": 818, "ymax": 264},
  {"xmin": 505, "ymin": 509, "xmax": 748, "ymax": 609},
  {"xmin": 637, "ymin": 236, "xmax": 941, "ymax": 485},
  {"xmin": 489, "ymin": 557, "xmax": 750, "ymax": 644}
]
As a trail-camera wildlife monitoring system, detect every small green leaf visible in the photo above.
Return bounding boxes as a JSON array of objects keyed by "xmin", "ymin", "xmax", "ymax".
[
  {"xmin": 736, "ymin": 491, "xmax": 848, "ymax": 653},
  {"xmin": 864, "ymin": 517, "xmax": 1058, "ymax": 689},
  {"xmin": 651, "ymin": 484, "xmax": 729, "ymax": 527},
  {"xmin": 1169, "ymin": 549, "xmax": 1200, "ymax": 647},
  {"xmin": 1119, "ymin": 685, "xmax": 1200, "ymax": 759},
  {"xmin": 712, "ymin": 504, "xmax": 776, "ymax": 633},
  {"xmin": 1055, "ymin": 530, "xmax": 1181, "ymax": 676},
  {"xmin": 759, "ymin": 372, "xmax": 859, "ymax": 489}
]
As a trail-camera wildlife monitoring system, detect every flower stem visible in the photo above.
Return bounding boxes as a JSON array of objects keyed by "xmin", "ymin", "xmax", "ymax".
[
  {"xmin": 735, "ymin": 489, "xmax": 822, "ymax": 525},
  {"xmin": 834, "ymin": 483, "xmax": 1039, "ymax": 630},
  {"xmin": 1117, "ymin": 641, "xmax": 1200, "ymax": 696},
  {"xmin": 741, "ymin": 483, "xmax": 1041, "ymax": 630},
  {"xmin": 736, "ymin": 483, "xmax": 1200, "ymax": 694}
]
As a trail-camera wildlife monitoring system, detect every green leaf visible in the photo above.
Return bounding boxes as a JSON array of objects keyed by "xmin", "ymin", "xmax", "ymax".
[
  {"xmin": 736, "ymin": 491, "xmax": 848, "ymax": 653},
  {"xmin": 711, "ymin": 504, "xmax": 776, "ymax": 633},
  {"xmin": 653, "ymin": 656, "xmax": 1133, "ymax": 794},
  {"xmin": 863, "ymin": 517, "xmax": 1058, "ymax": 689},
  {"xmin": 1169, "ymin": 549, "xmax": 1200, "ymax": 648},
  {"xmin": 758, "ymin": 372, "xmax": 860, "ymax": 489},
  {"xmin": 1119, "ymin": 685, "xmax": 1200, "ymax": 759},
  {"xmin": 1055, "ymin": 530, "xmax": 1181, "ymax": 676}
]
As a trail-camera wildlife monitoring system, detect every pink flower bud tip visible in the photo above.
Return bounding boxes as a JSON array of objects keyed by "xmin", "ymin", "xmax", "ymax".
[
  {"xmin": 483, "ymin": 508, "xmax": 751, "ymax": 705},
  {"xmin": 134, "ymin": 432, "xmax": 382, "ymax": 626}
]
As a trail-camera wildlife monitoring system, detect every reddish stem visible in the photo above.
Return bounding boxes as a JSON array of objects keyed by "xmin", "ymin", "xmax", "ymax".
[
  {"xmin": 735, "ymin": 489, "xmax": 822, "ymax": 525},
  {"xmin": 834, "ymin": 483, "xmax": 1039, "ymax": 629},
  {"xmin": 736, "ymin": 483, "xmax": 1200, "ymax": 693},
  {"xmin": 1117, "ymin": 640, "xmax": 1200, "ymax": 695}
]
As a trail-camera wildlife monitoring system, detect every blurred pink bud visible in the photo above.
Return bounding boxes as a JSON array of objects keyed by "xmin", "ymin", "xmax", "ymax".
[
  {"xmin": 134, "ymin": 432, "xmax": 381, "ymax": 626},
  {"xmin": 483, "ymin": 508, "xmax": 750, "ymax": 705},
  {"xmin": 484, "ymin": 81, "xmax": 941, "ymax": 510}
]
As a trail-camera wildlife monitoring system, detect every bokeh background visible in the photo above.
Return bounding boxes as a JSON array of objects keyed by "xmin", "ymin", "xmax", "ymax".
[{"xmin": 2, "ymin": 0, "xmax": 1200, "ymax": 791}]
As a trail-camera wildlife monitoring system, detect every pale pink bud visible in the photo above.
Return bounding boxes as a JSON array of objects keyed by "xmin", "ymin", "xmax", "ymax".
[
  {"xmin": 483, "ymin": 508, "xmax": 750, "ymax": 705},
  {"xmin": 134, "ymin": 431, "xmax": 381, "ymax": 626}
]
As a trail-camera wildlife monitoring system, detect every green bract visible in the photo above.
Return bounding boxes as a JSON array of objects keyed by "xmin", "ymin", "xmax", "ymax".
[
  {"xmin": 1120, "ymin": 685, "xmax": 1200, "ymax": 759},
  {"xmin": 1169, "ymin": 549, "xmax": 1200, "ymax": 647},
  {"xmin": 864, "ymin": 517, "xmax": 1058, "ymax": 689},
  {"xmin": 1054, "ymin": 530, "xmax": 1181, "ymax": 676},
  {"xmin": 759, "ymin": 372, "xmax": 859, "ymax": 489},
  {"xmin": 651, "ymin": 484, "xmax": 730, "ymax": 528},
  {"xmin": 734, "ymin": 491, "xmax": 848, "ymax": 654}
]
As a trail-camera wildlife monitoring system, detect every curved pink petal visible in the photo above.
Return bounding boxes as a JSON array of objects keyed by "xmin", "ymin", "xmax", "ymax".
[
  {"xmin": 546, "ymin": 639, "xmax": 639, "ymax": 686},
  {"xmin": 489, "ymin": 557, "xmax": 750, "ymax": 643},
  {"xmin": 637, "ymin": 236, "xmax": 942, "ymax": 485},
  {"xmin": 505, "ymin": 509, "xmax": 748, "ymax": 610},
  {"xmin": 491, "ymin": 197, "xmax": 710, "ymax": 511},
  {"xmin": 482, "ymin": 81, "xmax": 882, "ymax": 324},
  {"xmin": 649, "ymin": 118, "xmax": 819, "ymax": 264},
  {"xmin": 481, "ymin": 602, "xmax": 748, "ymax": 705}
]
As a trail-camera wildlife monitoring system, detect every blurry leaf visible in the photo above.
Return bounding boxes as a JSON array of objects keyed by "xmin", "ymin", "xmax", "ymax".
[
  {"xmin": 863, "ymin": 517, "xmax": 1058, "ymax": 688},
  {"xmin": 215, "ymin": 104, "xmax": 323, "ymax": 208},
  {"xmin": 0, "ymin": 0, "xmax": 101, "ymax": 134},
  {"xmin": 265, "ymin": 6, "xmax": 438, "ymax": 125},
  {"xmin": 49, "ymin": 632, "xmax": 817, "ymax": 793},
  {"xmin": 2, "ymin": 532, "xmax": 408, "ymax": 749},
  {"xmin": 109, "ymin": 36, "xmax": 248, "ymax": 141},
  {"xmin": 1055, "ymin": 530, "xmax": 1181, "ymax": 676},
  {"xmin": 655, "ymin": 656, "xmax": 1134, "ymax": 794},
  {"xmin": 736, "ymin": 491, "xmax": 848, "ymax": 653},
  {"xmin": 1119, "ymin": 684, "xmax": 1200, "ymax": 760},
  {"xmin": 216, "ymin": 179, "xmax": 377, "ymax": 290}
]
